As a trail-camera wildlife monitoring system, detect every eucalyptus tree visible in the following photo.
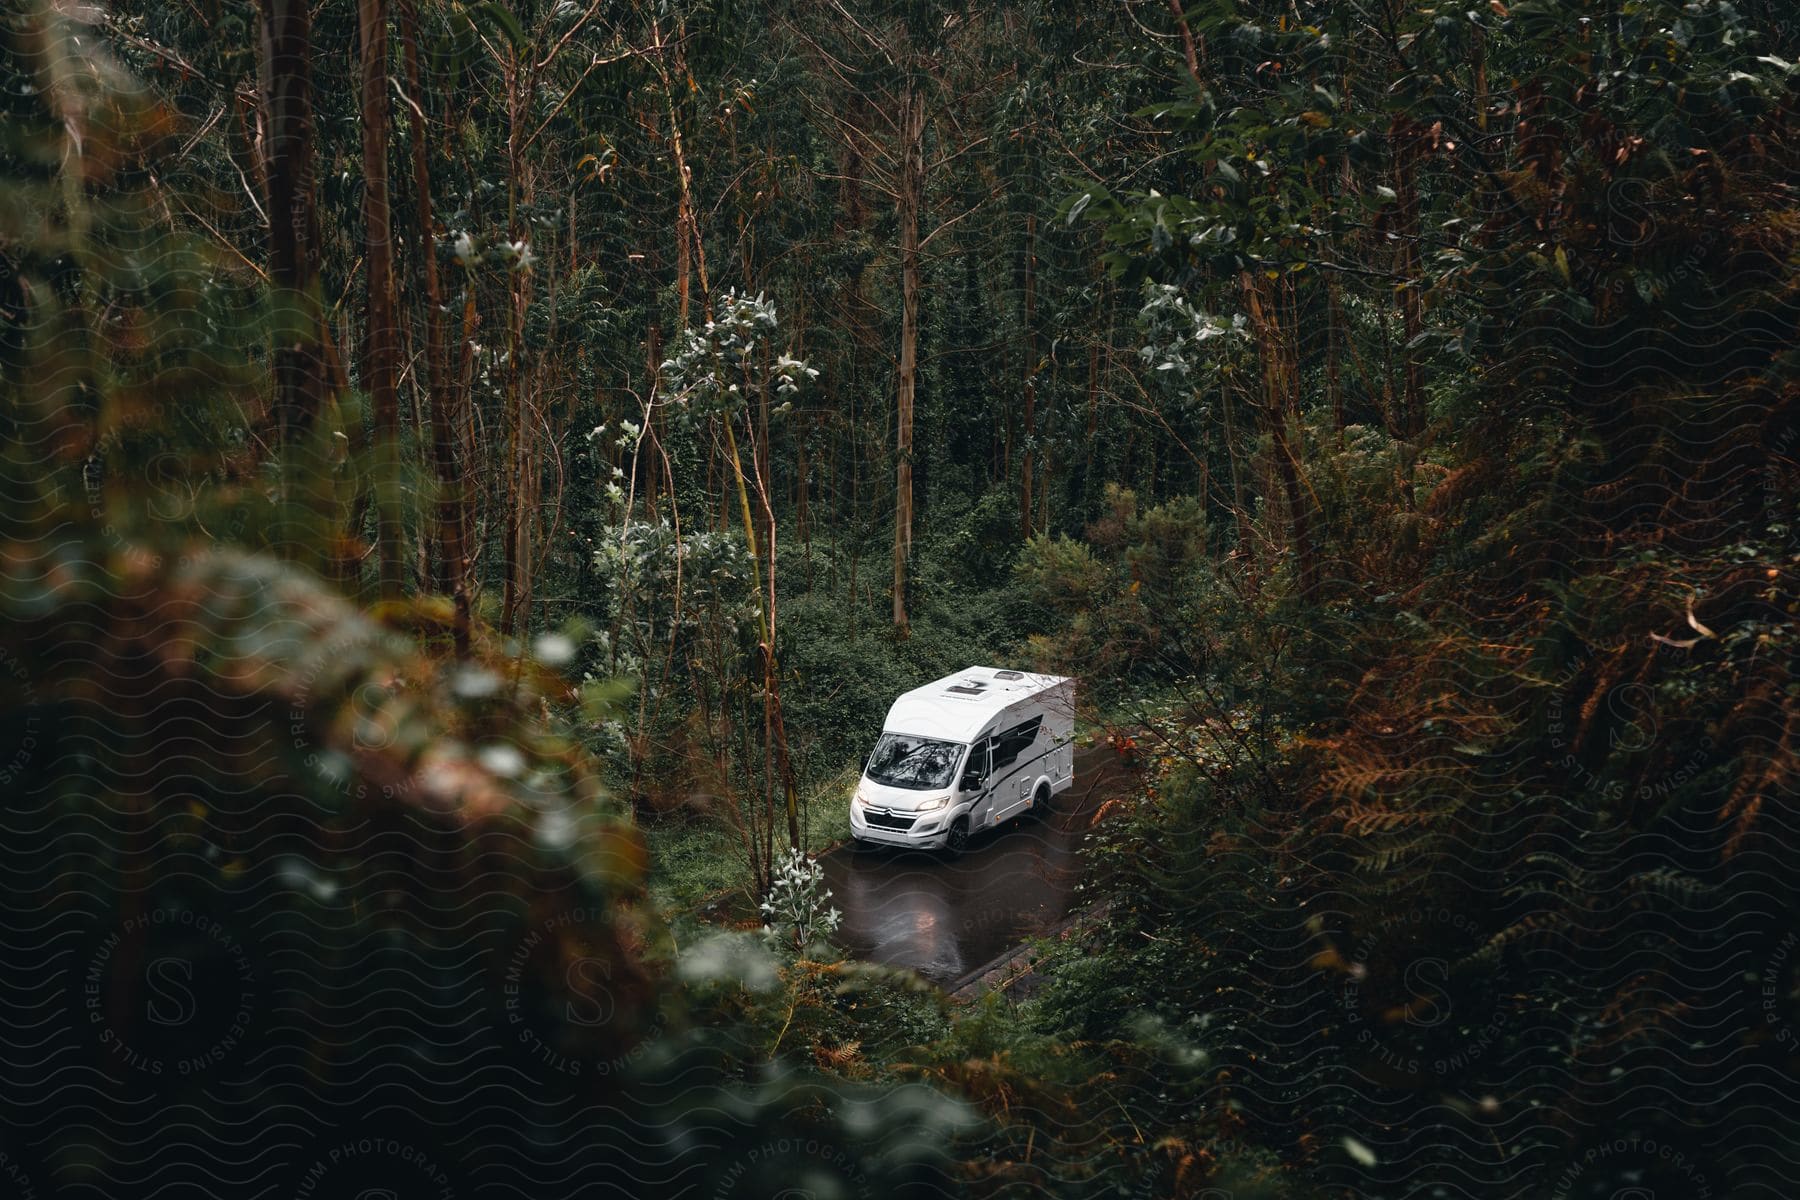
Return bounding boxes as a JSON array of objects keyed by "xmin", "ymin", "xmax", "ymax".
[
  {"xmin": 259, "ymin": 0, "xmax": 336, "ymax": 449},
  {"xmin": 783, "ymin": 0, "xmax": 1005, "ymax": 635},
  {"xmin": 358, "ymin": 0, "xmax": 403, "ymax": 596},
  {"xmin": 657, "ymin": 291, "xmax": 818, "ymax": 879}
]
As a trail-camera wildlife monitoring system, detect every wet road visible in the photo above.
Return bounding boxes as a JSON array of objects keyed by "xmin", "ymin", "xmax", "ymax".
[{"xmin": 821, "ymin": 743, "xmax": 1134, "ymax": 985}]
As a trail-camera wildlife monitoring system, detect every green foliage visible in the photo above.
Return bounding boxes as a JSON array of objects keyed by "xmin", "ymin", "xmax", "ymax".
[
  {"xmin": 1026, "ymin": 1, "xmax": 1800, "ymax": 1194},
  {"xmin": 1, "ymin": 6, "xmax": 986, "ymax": 1194},
  {"xmin": 1013, "ymin": 532, "xmax": 1108, "ymax": 614},
  {"xmin": 775, "ymin": 522, "xmax": 1032, "ymax": 769},
  {"xmin": 6, "ymin": 0, "xmax": 1799, "ymax": 1194},
  {"xmin": 1012, "ymin": 483, "xmax": 1215, "ymax": 691},
  {"xmin": 659, "ymin": 289, "xmax": 816, "ymax": 423}
]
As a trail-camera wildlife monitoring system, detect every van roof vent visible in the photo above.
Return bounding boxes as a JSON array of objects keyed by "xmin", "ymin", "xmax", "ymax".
[
  {"xmin": 993, "ymin": 670, "xmax": 1024, "ymax": 680},
  {"xmin": 945, "ymin": 681, "xmax": 987, "ymax": 696}
]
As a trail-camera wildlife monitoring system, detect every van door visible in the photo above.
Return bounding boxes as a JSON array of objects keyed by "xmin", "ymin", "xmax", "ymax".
[
  {"xmin": 988, "ymin": 711, "xmax": 1044, "ymax": 824},
  {"xmin": 965, "ymin": 736, "xmax": 995, "ymax": 828}
]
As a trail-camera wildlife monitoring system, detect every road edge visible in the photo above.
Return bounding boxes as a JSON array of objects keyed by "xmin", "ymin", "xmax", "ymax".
[{"xmin": 945, "ymin": 900, "xmax": 1111, "ymax": 1001}]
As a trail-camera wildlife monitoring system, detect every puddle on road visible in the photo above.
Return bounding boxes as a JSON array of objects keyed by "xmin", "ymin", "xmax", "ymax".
[{"xmin": 821, "ymin": 745, "xmax": 1131, "ymax": 985}]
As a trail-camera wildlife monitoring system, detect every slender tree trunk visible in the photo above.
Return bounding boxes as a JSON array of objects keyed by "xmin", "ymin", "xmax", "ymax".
[
  {"xmin": 399, "ymin": 0, "xmax": 469, "ymax": 651},
  {"xmin": 498, "ymin": 157, "xmax": 521, "ymax": 630},
  {"xmin": 1327, "ymin": 270, "xmax": 1345, "ymax": 433},
  {"xmin": 258, "ymin": 0, "xmax": 329, "ymax": 445},
  {"xmin": 758, "ymin": 343, "xmax": 771, "ymax": 505},
  {"xmin": 229, "ymin": 91, "xmax": 268, "ymax": 239},
  {"xmin": 1168, "ymin": 0, "xmax": 1207, "ymax": 83},
  {"xmin": 499, "ymin": 59, "xmax": 536, "ymax": 636},
  {"xmin": 462, "ymin": 314, "xmax": 485, "ymax": 596},
  {"xmin": 1020, "ymin": 211, "xmax": 1037, "ymax": 539},
  {"xmin": 359, "ymin": 0, "xmax": 404, "ymax": 597},
  {"xmin": 737, "ymin": 421, "xmax": 801, "ymax": 851},
  {"xmin": 1221, "ymin": 382, "xmax": 1251, "ymax": 556},
  {"xmin": 1241, "ymin": 271, "xmax": 1318, "ymax": 598},
  {"xmin": 643, "ymin": 314, "xmax": 661, "ymax": 514},
  {"xmin": 1269, "ymin": 415, "xmax": 1317, "ymax": 595},
  {"xmin": 892, "ymin": 80, "xmax": 924, "ymax": 637},
  {"xmin": 659, "ymin": 12, "xmax": 799, "ymax": 851},
  {"xmin": 1041, "ymin": 356, "xmax": 1054, "ymax": 532},
  {"xmin": 1473, "ymin": 25, "xmax": 1488, "ymax": 133},
  {"xmin": 677, "ymin": 201, "xmax": 692, "ymax": 329}
]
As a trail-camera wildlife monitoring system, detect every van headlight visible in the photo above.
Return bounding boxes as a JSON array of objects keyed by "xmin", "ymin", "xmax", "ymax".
[{"xmin": 916, "ymin": 795, "xmax": 948, "ymax": 812}]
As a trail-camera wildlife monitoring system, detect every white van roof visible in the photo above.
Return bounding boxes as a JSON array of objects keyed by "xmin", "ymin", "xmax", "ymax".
[{"xmin": 882, "ymin": 666, "xmax": 1072, "ymax": 743}]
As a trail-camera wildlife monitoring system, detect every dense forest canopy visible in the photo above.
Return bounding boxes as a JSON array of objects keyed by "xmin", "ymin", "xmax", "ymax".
[{"xmin": 2, "ymin": 0, "xmax": 1796, "ymax": 1196}]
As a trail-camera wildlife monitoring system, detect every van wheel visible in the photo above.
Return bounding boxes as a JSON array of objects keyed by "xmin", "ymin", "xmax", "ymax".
[
  {"xmin": 944, "ymin": 818, "xmax": 970, "ymax": 856},
  {"xmin": 1031, "ymin": 782, "xmax": 1052, "ymax": 817}
]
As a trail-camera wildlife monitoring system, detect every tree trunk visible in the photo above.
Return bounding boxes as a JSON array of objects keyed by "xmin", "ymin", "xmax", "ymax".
[
  {"xmin": 1392, "ymin": 116, "xmax": 1426, "ymax": 440},
  {"xmin": 735, "ymin": 421, "xmax": 801, "ymax": 852},
  {"xmin": 1020, "ymin": 211, "xmax": 1037, "ymax": 539},
  {"xmin": 1221, "ymin": 382, "xmax": 1252, "ymax": 556},
  {"xmin": 358, "ymin": 0, "xmax": 404, "ymax": 598},
  {"xmin": 399, "ymin": 0, "xmax": 469, "ymax": 651},
  {"xmin": 258, "ymin": 0, "xmax": 330, "ymax": 446},
  {"xmin": 643, "ymin": 315, "xmax": 661, "ymax": 514},
  {"xmin": 1241, "ymin": 271, "xmax": 1318, "ymax": 598},
  {"xmin": 892, "ymin": 80, "xmax": 924, "ymax": 637},
  {"xmin": 499, "ymin": 57, "xmax": 536, "ymax": 637},
  {"xmin": 659, "ymin": 12, "xmax": 800, "ymax": 853},
  {"xmin": 1269, "ymin": 415, "xmax": 1318, "ymax": 597},
  {"xmin": 1326, "ymin": 216, "xmax": 1345, "ymax": 434}
]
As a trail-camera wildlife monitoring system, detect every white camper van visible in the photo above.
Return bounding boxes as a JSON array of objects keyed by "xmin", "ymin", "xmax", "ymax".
[{"xmin": 850, "ymin": 667, "xmax": 1076, "ymax": 854}]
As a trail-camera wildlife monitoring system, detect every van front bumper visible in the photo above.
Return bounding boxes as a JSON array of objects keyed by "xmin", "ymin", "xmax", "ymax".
[{"xmin": 850, "ymin": 803, "xmax": 953, "ymax": 848}]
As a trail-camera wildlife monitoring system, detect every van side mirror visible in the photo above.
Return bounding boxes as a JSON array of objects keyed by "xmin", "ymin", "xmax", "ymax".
[{"xmin": 960, "ymin": 771, "xmax": 984, "ymax": 792}]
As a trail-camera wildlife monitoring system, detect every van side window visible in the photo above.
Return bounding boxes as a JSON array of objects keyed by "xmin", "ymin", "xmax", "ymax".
[
  {"xmin": 988, "ymin": 715, "xmax": 1043, "ymax": 772},
  {"xmin": 964, "ymin": 740, "xmax": 989, "ymax": 782}
]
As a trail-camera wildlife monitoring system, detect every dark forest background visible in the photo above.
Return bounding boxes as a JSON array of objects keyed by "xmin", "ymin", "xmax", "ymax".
[{"xmin": 2, "ymin": 0, "xmax": 1797, "ymax": 1196}]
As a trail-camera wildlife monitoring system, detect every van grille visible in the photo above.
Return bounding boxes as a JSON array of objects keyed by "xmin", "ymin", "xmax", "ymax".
[{"xmin": 864, "ymin": 810, "xmax": 916, "ymax": 831}]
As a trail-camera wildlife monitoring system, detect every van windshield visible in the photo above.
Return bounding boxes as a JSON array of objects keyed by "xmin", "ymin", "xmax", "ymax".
[{"xmin": 864, "ymin": 732, "xmax": 963, "ymax": 791}]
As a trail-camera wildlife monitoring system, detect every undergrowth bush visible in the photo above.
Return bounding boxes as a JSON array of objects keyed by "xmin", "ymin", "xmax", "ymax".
[{"xmin": 1012, "ymin": 483, "xmax": 1217, "ymax": 696}]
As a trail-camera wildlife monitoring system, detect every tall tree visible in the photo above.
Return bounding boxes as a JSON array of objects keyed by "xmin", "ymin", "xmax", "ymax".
[
  {"xmin": 892, "ymin": 74, "xmax": 923, "ymax": 636},
  {"xmin": 257, "ymin": 0, "xmax": 331, "ymax": 446},
  {"xmin": 1019, "ymin": 210, "xmax": 1036, "ymax": 539},
  {"xmin": 790, "ymin": 2, "xmax": 999, "ymax": 634},
  {"xmin": 398, "ymin": 0, "xmax": 470, "ymax": 649},
  {"xmin": 359, "ymin": 0, "xmax": 404, "ymax": 596}
]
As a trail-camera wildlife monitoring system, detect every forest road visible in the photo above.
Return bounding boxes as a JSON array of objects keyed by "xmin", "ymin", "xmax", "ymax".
[{"xmin": 821, "ymin": 741, "xmax": 1136, "ymax": 986}]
